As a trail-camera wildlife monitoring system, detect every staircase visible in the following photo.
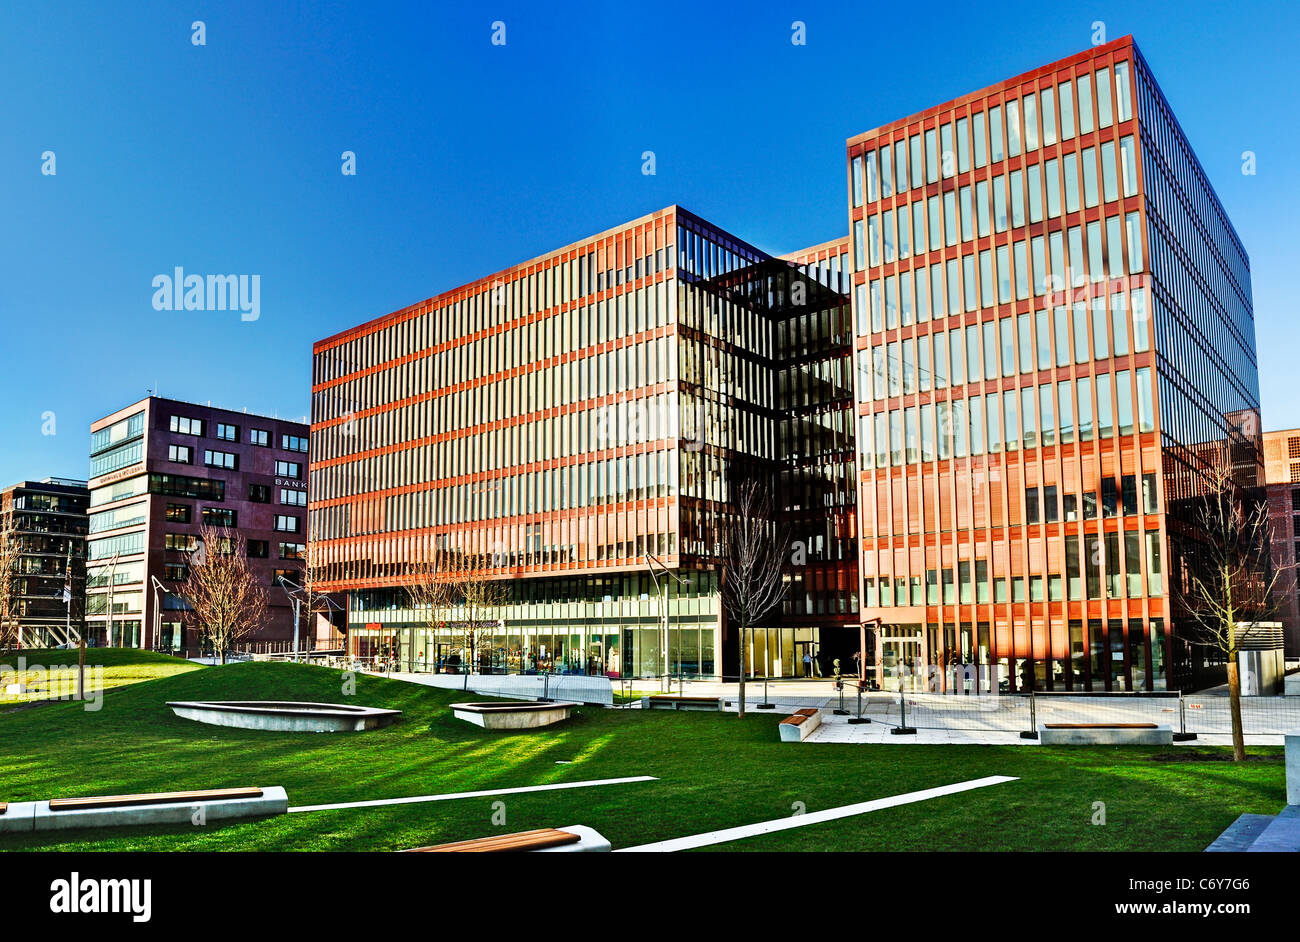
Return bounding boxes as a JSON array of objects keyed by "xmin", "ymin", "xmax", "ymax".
[{"xmin": 1206, "ymin": 805, "xmax": 1300, "ymax": 852}]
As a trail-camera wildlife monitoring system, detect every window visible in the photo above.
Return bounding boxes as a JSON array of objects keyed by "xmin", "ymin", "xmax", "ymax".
[
  {"xmin": 165, "ymin": 533, "xmax": 198, "ymax": 553},
  {"xmin": 278, "ymin": 543, "xmax": 306, "ymax": 560},
  {"xmin": 281, "ymin": 434, "xmax": 309, "ymax": 453},
  {"xmin": 851, "ymin": 155, "xmax": 864, "ymax": 207},
  {"xmin": 280, "ymin": 488, "xmax": 307, "ymax": 507},
  {"xmin": 165, "ymin": 503, "xmax": 191, "ymax": 523},
  {"xmin": 204, "ymin": 450, "xmax": 237, "ymax": 470},
  {"xmin": 169, "ymin": 416, "xmax": 203, "ymax": 436},
  {"xmin": 249, "ymin": 483, "xmax": 271, "ymax": 503},
  {"xmin": 275, "ymin": 461, "xmax": 301, "ymax": 479},
  {"xmin": 248, "ymin": 540, "xmax": 269, "ymax": 559},
  {"xmin": 248, "ymin": 428, "xmax": 270, "ymax": 447},
  {"xmin": 202, "ymin": 507, "xmax": 237, "ymax": 528},
  {"xmin": 164, "ymin": 563, "xmax": 188, "ymax": 581},
  {"xmin": 216, "ymin": 423, "xmax": 238, "ymax": 442},
  {"xmin": 168, "ymin": 444, "xmax": 192, "ymax": 464},
  {"xmin": 274, "ymin": 515, "xmax": 301, "ymax": 533}
]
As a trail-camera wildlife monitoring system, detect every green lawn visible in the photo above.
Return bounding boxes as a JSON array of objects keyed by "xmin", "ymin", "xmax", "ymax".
[
  {"xmin": 1, "ymin": 647, "xmax": 203, "ymax": 704},
  {"xmin": 0, "ymin": 658, "xmax": 1285, "ymax": 852}
]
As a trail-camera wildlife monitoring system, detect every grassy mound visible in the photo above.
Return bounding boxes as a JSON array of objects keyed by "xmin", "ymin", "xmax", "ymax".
[
  {"xmin": 1, "ymin": 647, "xmax": 203, "ymax": 704},
  {"xmin": 0, "ymin": 660, "xmax": 1286, "ymax": 852}
]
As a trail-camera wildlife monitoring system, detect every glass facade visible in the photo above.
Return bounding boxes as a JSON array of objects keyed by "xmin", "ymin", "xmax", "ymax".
[
  {"xmin": 847, "ymin": 37, "xmax": 1258, "ymax": 692},
  {"xmin": 311, "ymin": 208, "xmax": 861, "ymax": 678}
]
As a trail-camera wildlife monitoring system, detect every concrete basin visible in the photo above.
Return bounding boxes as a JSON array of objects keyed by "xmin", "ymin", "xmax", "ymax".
[
  {"xmin": 450, "ymin": 701, "xmax": 580, "ymax": 729},
  {"xmin": 166, "ymin": 700, "xmax": 401, "ymax": 732}
]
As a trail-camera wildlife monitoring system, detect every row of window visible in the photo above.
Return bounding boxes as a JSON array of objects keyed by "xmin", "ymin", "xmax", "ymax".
[
  {"xmin": 854, "ymin": 212, "xmax": 1145, "ymax": 335},
  {"xmin": 854, "ymin": 138, "xmax": 1138, "ymax": 273},
  {"xmin": 859, "ymin": 369, "xmax": 1156, "ymax": 466},
  {"xmin": 858, "ymin": 291, "xmax": 1150, "ymax": 402},
  {"xmin": 864, "ymin": 528, "xmax": 1162, "ymax": 607},
  {"xmin": 852, "ymin": 61, "xmax": 1134, "ymax": 206},
  {"xmin": 313, "ymin": 449, "xmax": 680, "ymax": 538},
  {"xmin": 168, "ymin": 415, "xmax": 307, "ymax": 452}
]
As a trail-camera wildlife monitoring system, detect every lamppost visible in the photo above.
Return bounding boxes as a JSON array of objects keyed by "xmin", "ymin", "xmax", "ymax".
[
  {"xmin": 646, "ymin": 553, "xmax": 686, "ymax": 693},
  {"xmin": 276, "ymin": 574, "xmax": 343, "ymax": 663},
  {"xmin": 150, "ymin": 575, "xmax": 168, "ymax": 653}
]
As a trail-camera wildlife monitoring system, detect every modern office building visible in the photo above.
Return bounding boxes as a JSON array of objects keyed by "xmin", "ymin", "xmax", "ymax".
[
  {"xmin": 1261, "ymin": 428, "xmax": 1300, "ymax": 656},
  {"xmin": 311, "ymin": 207, "xmax": 860, "ymax": 677},
  {"xmin": 847, "ymin": 35, "xmax": 1261, "ymax": 692},
  {"xmin": 0, "ymin": 478, "xmax": 88, "ymax": 647},
  {"xmin": 313, "ymin": 35, "xmax": 1260, "ymax": 690},
  {"xmin": 86, "ymin": 397, "xmax": 312, "ymax": 652}
]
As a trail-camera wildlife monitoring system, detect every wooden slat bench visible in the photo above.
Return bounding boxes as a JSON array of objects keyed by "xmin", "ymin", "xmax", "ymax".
[
  {"xmin": 403, "ymin": 824, "xmax": 610, "ymax": 853},
  {"xmin": 779, "ymin": 707, "xmax": 822, "ymax": 742},
  {"xmin": 1043, "ymin": 723, "xmax": 1158, "ymax": 729},
  {"xmin": 641, "ymin": 695, "xmax": 723, "ymax": 712},
  {"xmin": 1039, "ymin": 722, "xmax": 1172, "ymax": 745},
  {"xmin": 48, "ymin": 787, "xmax": 264, "ymax": 812},
  {"xmin": 0, "ymin": 785, "xmax": 291, "ymax": 833}
]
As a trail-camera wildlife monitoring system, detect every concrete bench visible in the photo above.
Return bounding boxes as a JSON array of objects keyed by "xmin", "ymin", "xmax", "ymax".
[
  {"xmin": 778, "ymin": 708, "xmax": 822, "ymax": 742},
  {"xmin": 1039, "ymin": 723, "xmax": 1173, "ymax": 745},
  {"xmin": 403, "ymin": 825, "xmax": 610, "ymax": 853},
  {"xmin": 641, "ymin": 695, "xmax": 723, "ymax": 711},
  {"xmin": 0, "ymin": 786, "xmax": 289, "ymax": 833}
]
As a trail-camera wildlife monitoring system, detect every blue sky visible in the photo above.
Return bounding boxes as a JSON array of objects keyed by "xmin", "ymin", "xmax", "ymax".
[{"xmin": 1, "ymin": 0, "xmax": 1297, "ymax": 485}]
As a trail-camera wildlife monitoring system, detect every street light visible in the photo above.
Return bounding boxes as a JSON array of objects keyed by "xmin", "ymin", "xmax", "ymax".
[
  {"xmin": 646, "ymin": 553, "xmax": 686, "ymax": 692},
  {"xmin": 275, "ymin": 574, "xmax": 344, "ymax": 663},
  {"xmin": 150, "ymin": 575, "xmax": 168, "ymax": 653}
]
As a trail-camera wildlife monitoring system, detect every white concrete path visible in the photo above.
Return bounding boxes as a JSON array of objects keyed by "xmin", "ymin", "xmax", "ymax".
[{"xmin": 617, "ymin": 775, "xmax": 1018, "ymax": 852}]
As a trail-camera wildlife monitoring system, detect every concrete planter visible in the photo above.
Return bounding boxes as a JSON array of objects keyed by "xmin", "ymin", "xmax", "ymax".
[
  {"xmin": 451, "ymin": 701, "xmax": 579, "ymax": 729},
  {"xmin": 167, "ymin": 701, "xmax": 401, "ymax": 732}
]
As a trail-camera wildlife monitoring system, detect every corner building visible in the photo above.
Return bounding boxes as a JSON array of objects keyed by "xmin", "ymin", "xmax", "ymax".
[
  {"xmin": 848, "ymin": 36, "xmax": 1261, "ymax": 692},
  {"xmin": 86, "ymin": 397, "xmax": 311, "ymax": 652},
  {"xmin": 311, "ymin": 207, "xmax": 859, "ymax": 678}
]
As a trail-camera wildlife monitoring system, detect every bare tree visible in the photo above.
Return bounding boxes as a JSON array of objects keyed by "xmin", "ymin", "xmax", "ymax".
[
  {"xmin": 180, "ymin": 525, "xmax": 267, "ymax": 665},
  {"xmin": 295, "ymin": 524, "xmax": 340, "ymax": 654},
  {"xmin": 404, "ymin": 543, "xmax": 508, "ymax": 673},
  {"xmin": 0, "ymin": 506, "xmax": 19, "ymax": 651},
  {"xmin": 404, "ymin": 540, "xmax": 456, "ymax": 670},
  {"xmin": 720, "ymin": 477, "xmax": 787, "ymax": 718},
  {"xmin": 453, "ymin": 553, "xmax": 509, "ymax": 673},
  {"xmin": 1180, "ymin": 450, "xmax": 1290, "ymax": 761}
]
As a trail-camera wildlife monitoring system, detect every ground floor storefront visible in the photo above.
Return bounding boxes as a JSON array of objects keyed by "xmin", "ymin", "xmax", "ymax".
[{"xmin": 867, "ymin": 617, "xmax": 1173, "ymax": 693}]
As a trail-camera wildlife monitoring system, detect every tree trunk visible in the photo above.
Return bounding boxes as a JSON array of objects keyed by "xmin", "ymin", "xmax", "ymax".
[
  {"xmin": 1226, "ymin": 657, "xmax": 1245, "ymax": 761},
  {"xmin": 737, "ymin": 622, "xmax": 747, "ymax": 718}
]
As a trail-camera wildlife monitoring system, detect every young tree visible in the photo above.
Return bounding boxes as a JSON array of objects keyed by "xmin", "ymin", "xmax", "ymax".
[
  {"xmin": 181, "ymin": 525, "xmax": 267, "ymax": 665},
  {"xmin": 404, "ymin": 540, "xmax": 456, "ymax": 671},
  {"xmin": 0, "ymin": 506, "xmax": 19, "ymax": 651},
  {"xmin": 453, "ymin": 553, "xmax": 509, "ymax": 673},
  {"xmin": 720, "ymin": 476, "xmax": 787, "ymax": 718},
  {"xmin": 1180, "ymin": 450, "xmax": 1290, "ymax": 761}
]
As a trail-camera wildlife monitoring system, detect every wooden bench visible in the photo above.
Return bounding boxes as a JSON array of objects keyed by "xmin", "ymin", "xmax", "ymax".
[
  {"xmin": 0, "ymin": 801, "xmax": 7, "ymax": 816},
  {"xmin": 1038, "ymin": 722, "xmax": 1171, "ymax": 745},
  {"xmin": 403, "ymin": 824, "xmax": 610, "ymax": 853},
  {"xmin": 641, "ymin": 695, "xmax": 723, "ymax": 712},
  {"xmin": 48, "ymin": 787, "xmax": 264, "ymax": 812},
  {"xmin": 779, "ymin": 707, "xmax": 822, "ymax": 742},
  {"xmin": 0, "ymin": 785, "xmax": 291, "ymax": 833},
  {"xmin": 1043, "ymin": 723, "xmax": 1158, "ymax": 729}
]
